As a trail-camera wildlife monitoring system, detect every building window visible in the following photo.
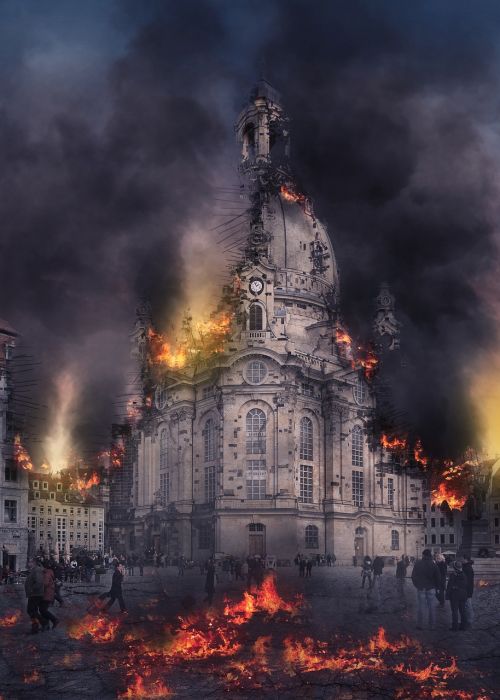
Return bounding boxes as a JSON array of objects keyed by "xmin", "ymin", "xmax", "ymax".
[
  {"xmin": 351, "ymin": 425, "xmax": 363, "ymax": 467},
  {"xmin": 431, "ymin": 504, "xmax": 436, "ymax": 513},
  {"xmin": 495, "ymin": 535, "xmax": 499, "ymax": 544},
  {"xmin": 305, "ymin": 525, "xmax": 319, "ymax": 549},
  {"xmin": 301, "ymin": 383, "xmax": 314, "ymax": 397},
  {"xmin": 424, "ymin": 535, "xmax": 427, "ymax": 544},
  {"xmin": 299, "ymin": 465, "xmax": 313, "ymax": 503},
  {"xmin": 495, "ymin": 503, "xmax": 499, "ymax": 511},
  {"xmin": 204, "ymin": 465, "xmax": 216, "ymax": 502},
  {"xmin": 431, "ymin": 518, "xmax": 436, "ymax": 528},
  {"xmin": 353, "ymin": 377, "xmax": 366, "ymax": 404},
  {"xmin": 391, "ymin": 530, "xmax": 400, "ymax": 550},
  {"xmin": 440, "ymin": 534, "xmax": 445, "ymax": 544},
  {"xmin": 57, "ymin": 483, "xmax": 62, "ymax": 491},
  {"xmin": 203, "ymin": 419, "xmax": 215, "ymax": 462},
  {"xmin": 49, "ymin": 493, "xmax": 55, "ymax": 500},
  {"xmin": 249, "ymin": 304, "xmax": 263, "ymax": 331},
  {"xmin": 440, "ymin": 518, "xmax": 445, "ymax": 527},
  {"xmin": 422, "ymin": 503, "xmax": 427, "ymax": 513},
  {"xmin": 160, "ymin": 428, "xmax": 168, "ymax": 469},
  {"xmin": 4, "ymin": 461, "xmax": 17, "ymax": 482},
  {"xmin": 431, "ymin": 534, "xmax": 436, "ymax": 544},
  {"xmin": 33, "ymin": 480, "xmax": 39, "ymax": 489},
  {"xmin": 34, "ymin": 492, "xmax": 40, "ymax": 499},
  {"xmin": 160, "ymin": 472, "xmax": 170, "ymax": 506},
  {"xmin": 352, "ymin": 471, "xmax": 364, "ymax": 508},
  {"xmin": 4, "ymin": 500, "xmax": 17, "ymax": 523},
  {"xmin": 245, "ymin": 360, "xmax": 267, "ymax": 384},
  {"xmin": 249, "ymin": 523, "xmax": 264, "ymax": 533},
  {"xmin": 387, "ymin": 478, "xmax": 394, "ymax": 508},
  {"xmin": 495, "ymin": 518, "xmax": 499, "ymax": 528},
  {"xmin": 449, "ymin": 534, "xmax": 455, "ymax": 544},
  {"xmin": 299, "ymin": 417, "xmax": 313, "ymax": 460},
  {"xmin": 198, "ymin": 524, "xmax": 212, "ymax": 550},
  {"xmin": 246, "ymin": 459, "xmax": 266, "ymax": 500},
  {"xmin": 202, "ymin": 386, "xmax": 214, "ymax": 400},
  {"xmin": 246, "ymin": 409, "xmax": 266, "ymax": 454},
  {"xmin": 155, "ymin": 385, "xmax": 168, "ymax": 410}
]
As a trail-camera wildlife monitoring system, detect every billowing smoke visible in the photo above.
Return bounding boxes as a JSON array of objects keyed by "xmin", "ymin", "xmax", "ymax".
[{"xmin": 2, "ymin": 1, "xmax": 499, "ymax": 461}]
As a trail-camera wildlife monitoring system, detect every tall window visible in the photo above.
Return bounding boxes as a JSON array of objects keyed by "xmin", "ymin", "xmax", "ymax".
[
  {"xmin": 249, "ymin": 304, "xmax": 263, "ymax": 331},
  {"xmin": 351, "ymin": 425, "xmax": 363, "ymax": 467},
  {"xmin": 199, "ymin": 524, "xmax": 212, "ymax": 550},
  {"xmin": 205, "ymin": 465, "xmax": 216, "ymax": 502},
  {"xmin": 305, "ymin": 525, "xmax": 319, "ymax": 549},
  {"xmin": 4, "ymin": 461, "xmax": 17, "ymax": 482},
  {"xmin": 352, "ymin": 471, "xmax": 364, "ymax": 508},
  {"xmin": 160, "ymin": 428, "xmax": 168, "ymax": 469},
  {"xmin": 300, "ymin": 465, "xmax": 313, "ymax": 503},
  {"xmin": 353, "ymin": 376, "xmax": 366, "ymax": 404},
  {"xmin": 300, "ymin": 417, "xmax": 313, "ymax": 460},
  {"xmin": 246, "ymin": 409, "xmax": 266, "ymax": 454},
  {"xmin": 4, "ymin": 500, "xmax": 17, "ymax": 523},
  {"xmin": 246, "ymin": 460, "xmax": 266, "ymax": 500},
  {"xmin": 387, "ymin": 478, "xmax": 394, "ymax": 508},
  {"xmin": 203, "ymin": 419, "xmax": 215, "ymax": 462},
  {"xmin": 391, "ymin": 530, "xmax": 400, "ymax": 550},
  {"xmin": 160, "ymin": 472, "xmax": 170, "ymax": 505}
]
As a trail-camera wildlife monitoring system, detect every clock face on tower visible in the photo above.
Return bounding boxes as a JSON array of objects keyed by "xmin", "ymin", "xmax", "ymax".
[{"xmin": 249, "ymin": 277, "xmax": 264, "ymax": 295}]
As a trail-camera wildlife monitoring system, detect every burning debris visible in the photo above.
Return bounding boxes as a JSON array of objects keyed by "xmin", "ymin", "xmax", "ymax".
[
  {"xmin": 335, "ymin": 326, "xmax": 379, "ymax": 380},
  {"xmin": 118, "ymin": 675, "xmax": 172, "ymax": 699},
  {"xmin": 0, "ymin": 611, "xmax": 21, "ymax": 627},
  {"xmin": 13, "ymin": 435, "xmax": 33, "ymax": 471},
  {"xmin": 72, "ymin": 471, "xmax": 100, "ymax": 491},
  {"xmin": 380, "ymin": 433, "xmax": 408, "ymax": 451},
  {"xmin": 68, "ymin": 614, "xmax": 120, "ymax": 643}
]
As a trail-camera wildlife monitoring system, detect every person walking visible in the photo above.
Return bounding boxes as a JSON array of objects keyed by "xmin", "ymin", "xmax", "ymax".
[
  {"xmin": 138, "ymin": 555, "xmax": 144, "ymax": 577},
  {"xmin": 40, "ymin": 561, "xmax": 59, "ymax": 630},
  {"xmin": 25, "ymin": 558, "xmax": 45, "ymax": 634},
  {"xmin": 361, "ymin": 556, "xmax": 373, "ymax": 589},
  {"xmin": 396, "ymin": 556, "xmax": 408, "ymax": 600},
  {"xmin": 411, "ymin": 549, "xmax": 441, "ymax": 630},
  {"xmin": 434, "ymin": 553, "xmax": 447, "ymax": 607},
  {"xmin": 305, "ymin": 558, "xmax": 313, "ymax": 578},
  {"xmin": 446, "ymin": 560, "xmax": 468, "ymax": 631},
  {"xmin": 204, "ymin": 558, "xmax": 216, "ymax": 605},
  {"xmin": 299, "ymin": 556, "xmax": 306, "ymax": 578},
  {"xmin": 178, "ymin": 557, "xmax": 185, "ymax": 577},
  {"xmin": 101, "ymin": 563, "xmax": 127, "ymax": 613},
  {"xmin": 462, "ymin": 557, "xmax": 474, "ymax": 629}
]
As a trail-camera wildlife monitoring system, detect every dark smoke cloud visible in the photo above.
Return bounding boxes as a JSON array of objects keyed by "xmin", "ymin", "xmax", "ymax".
[{"xmin": 2, "ymin": 0, "xmax": 499, "ymax": 460}]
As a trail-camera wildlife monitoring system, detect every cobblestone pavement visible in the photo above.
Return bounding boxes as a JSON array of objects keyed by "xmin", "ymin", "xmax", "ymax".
[{"xmin": 0, "ymin": 564, "xmax": 498, "ymax": 699}]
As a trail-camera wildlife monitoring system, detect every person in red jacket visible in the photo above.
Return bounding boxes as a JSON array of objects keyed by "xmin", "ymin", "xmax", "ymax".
[{"xmin": 40, "ymin": 561, "xmax": 59, "ymax": 630}]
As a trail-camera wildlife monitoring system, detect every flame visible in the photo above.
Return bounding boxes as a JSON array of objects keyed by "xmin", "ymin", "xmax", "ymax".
[
  {"xmin": 430, "ymin": 461, "xmax": 475, "ymax": 510},
  {"xmin": 68, "ymin": 614, "xmax": 120, "ymax": 643},
  {"xmin": 414, "ymin": 439, "xmax": 428, "ymax": 467},
  {"xmin": 13, "ymin": 435, "xmax": 33, "ymax": 471},
  {"xmin": 0, "ymin": 611, "xmax": 21, "ymax": 627},
  {"xmin": 335, "ymin": 327, "xmax": 353, "ymax": 347},
  {"xmin": 73, "ymin": 471, "xmax": 100, "ymax": 491},
  {"xmin": 127, "ymin": 399, "xmax": 141, "ymax": 421},
  {"xmin": 431, "ymin": 482, "xmax": 468, "ymax": 510},
  {"xmin": 381, "ymin": 434, "xmax": 408, "ymax": 450},
  {"xmin": 23, "ymin": 670, "xmax": 42, "ymax": 684},
  {"xmin": 280, "ymin": 184, "xmax": 306, "ymax": 204},
  {"xmin": 335, "ymin": 327, "xmax": 379, "ymax": 380},
  {"xmin": 118, "ymin": 675, "xmax": 172, "ymax": 699},
  {"xmin": 478, "ymin": 580, "xmax": 489, "ymax": 587}
]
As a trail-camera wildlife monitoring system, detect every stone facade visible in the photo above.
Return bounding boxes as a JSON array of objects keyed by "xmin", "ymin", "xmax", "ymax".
[
  {"xmin": 123, "ymin": 80, "xmax": 425, "ymax": 564},
  {"xmin": 0, "ymin": 320, "xmax": 29, "ymax": 571}
]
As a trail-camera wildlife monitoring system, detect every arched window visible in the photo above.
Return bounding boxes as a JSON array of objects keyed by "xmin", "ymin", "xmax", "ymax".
[
  {"xmin": 243, "ymin": 122, "xmax": 256, "ymax": 159},
  {"xmin": 203, "ymin": 418, "xmax": 215, "ymax": 463},
  {"xmin": 300, "ymin": 417, "xmax": 313, "ymax": 460},
  {"xmin": 246, "ymin": 409, "xmax": 266, "ymax": 454},
  {"xmin": 246, "ymin": 360, "xmax": 267, "ymax": 384},
  {"xmin": 353, "ymin": 376, "xmax": 366, "ymax": 405},
  {"xmin": 305, "ymin": 525, "xmax": 319, "ymax": 549},
  {"xmin": 249, "ymin": 304, "xmax": 263, "ymax": 331},
  {"xmin": 160, "ymin": 428, "xmax": 168, "ymax": 470},
  {"xmin": 391, "ymin": 530, "xmax": 400, "ymax": 551},
  {"xmin": 352, "ymin": 425, "xmax": 364, "ymax": 467}
]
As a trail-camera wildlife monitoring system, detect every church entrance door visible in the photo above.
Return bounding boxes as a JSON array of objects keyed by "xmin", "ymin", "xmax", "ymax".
[{"xmin": 248, "ymin": 523, "xmax": 265, "ymax": 557}]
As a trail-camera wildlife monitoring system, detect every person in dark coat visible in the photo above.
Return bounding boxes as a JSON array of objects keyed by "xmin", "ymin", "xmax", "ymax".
[
  {"xmin": 40, "ymin": 561, "xmax": 59, "ymax": 629},
  {"xmin": 396, "ymin": 556, "xmax": 408, "ymax": 599},
  {"xmin": 299, "ymin": 557, "xmax": 306, "ymax": 578},
  {"xmin": 446, "ymin": 560, "xmax": 468, "ymax": 630},
  {"xmin": 204, "ymin": 559, "xmax": 216, "ymax": 605},
  {"xmin": 411, "ymin": 549, "xmax": 441, "ymax": 630},
  {"xmin": 25, "ymin": 558, "xmax": 45, "ymax": 633},
  {"xmin": 305, "ymin": 558, "xmax": 313, "ymax": 577},
  {"xmin": 434, "ymin": 553, "xmax": 447, "ymax": 606},
  {"xmin": 361, "ymin": 556, "xmax": 373, "ymax": 589},
  {"xmin": 101, "ymin": 563, "xmax": 127, "ymax": 613},
  {"xmin": 462, "ymin": 557, "xmax": 474, "ymax": 629}
]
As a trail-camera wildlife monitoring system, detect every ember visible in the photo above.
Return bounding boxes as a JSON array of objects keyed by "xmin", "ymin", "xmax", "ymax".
[
  {"xmin": 430, "ymin": 462, "xmax": 472, "ymax": 510},
  {"xmin": 280, "ymin": 184, "xmax": 306, "ymax": 204},
  {"xmin": 414, "ymin": 439, "xmax": 428, "ymax": 467},
  {"xmin": 0, "ymin": 611, "xmax": 21, "ymax": 627},
  {"xmin": 73, "ymin": 471, "xmax": 100, "ymax": 491},
  {"xmin": 13, "ymin": 435, "xmax": 33, "ymax": 471},
  {"xmin": 118, "ymin": 674, "xmax": 172, "ymax": 699},
  {"xmin": 381, "ymin": 433, "xmax": 408, "ymax": 451},
  {"xmin": 478, "ymin": 580, "xmax": 489, "ymax": 587},
  {"xmin": 68, "ymin": 614, "xmax": 120, "ymax": 643}
]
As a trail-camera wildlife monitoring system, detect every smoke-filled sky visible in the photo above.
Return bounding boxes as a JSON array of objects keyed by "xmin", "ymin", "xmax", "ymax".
[{"xmin": 2, "ymin": 0, "xmax": 500, "ymax": 462}]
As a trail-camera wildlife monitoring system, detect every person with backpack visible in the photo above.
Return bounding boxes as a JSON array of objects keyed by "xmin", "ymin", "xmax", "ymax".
[{"xmin": 446, "ymin": 560, "xmax": 468, "ymax": 631}]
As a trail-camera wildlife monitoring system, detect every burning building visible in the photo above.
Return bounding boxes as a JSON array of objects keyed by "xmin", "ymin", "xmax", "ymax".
[
  {"xmin": 0, "ymin": 319, "xmax": 29, "ymax": 572},
  {"xmin": 121, "ymin": 79, "xmax": 424, "ymax": 563}
]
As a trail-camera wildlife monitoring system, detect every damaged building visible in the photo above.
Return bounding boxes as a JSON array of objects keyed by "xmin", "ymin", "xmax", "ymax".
[{"xmin": 111, "ymin": 80, "xmax": 425, "ymax": 564}]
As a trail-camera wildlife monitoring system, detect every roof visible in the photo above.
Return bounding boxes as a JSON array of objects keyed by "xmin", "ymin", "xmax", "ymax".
[{"xmin": 0, "ymin": 318, "xmax": 18, "ymax": 337}]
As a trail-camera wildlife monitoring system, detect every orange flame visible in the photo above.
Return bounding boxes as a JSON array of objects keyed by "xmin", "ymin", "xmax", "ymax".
[
  {"xmin": 74, "ymin": 472, "xmax": 100, "ymax": 491},
  {"xmin": 381, "ymin": 434, "xmax": 408, "ymax": 451},
  {"xmin": 280, "ymin": 184, "xmax": 306, "ymax": 204},
  {"xmin": 431, "ymin": 482, "xmax": 468, "ymax": 510},
  {"xmin": 13, "ymin": 435, "xmax": 33, "ymax": 471},
  {"xmin": 68, "ymin": 615, "xmax": 119, "ymax": 643},
  {"xmin": 0, "ymin": 611, "xmax": 21, "ymax": 627},
  {"xmin": 414, "ymin": 439, "xmax": 428, "ymax": 467},
  {"xmin": 478, "ymin": 580, "xmax": 489, "ymax": 587},
  {"xmin": 118, "ymin": 675, "xmax": 172, "ymax": 699}
]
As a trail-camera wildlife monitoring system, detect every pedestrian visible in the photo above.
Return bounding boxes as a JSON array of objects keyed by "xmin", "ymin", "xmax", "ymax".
[
  {"xmin": 40, "ymin": 561, "xmax": 59, "ymax": 630},
  {"xmin": 434, "ymin": 553, "xmax": 447, "ymax": 607},
  {"xmin": 246, "ymin": 556, "xmax": 255, "ymax": 589},
  {"xmin": 204, "ymin": 558, "xmax": 216, "ymax": 605},
  {"xmin": 305, "ymin": 558, "xmax": 313, "ymax": 578},
  {"xmin": 326, "ymin": 554, "xmax": 332, "ymax": 567},
  {"xmin": 25, "ymin": 558, "xmax": 45, "ymax": 634},
  {"xmin": 462, "ymin": 557, "xmax": 474, "ymax": 628},
  {"xmin": 138, "ymin": 555, "xmax": 144, "ymax": 577},
  {"xmin": 396, "ymin": 555, "xmax": 408, "ymax": 600},
  {"xmin": 411, "ymin": 548, "xmax": 441, "ymax": 630},
  {"xmin": 100, "ymin": 563, "xmax": 127, "ymax": 613},
  {"xmin": 316, "ymin": 554, "xmax": 321, "ymax": 567},
  {"xmin": 361, "ymin": 556, "xmax": 373, "ymax": 589},
  {"xmin": 178, "ymin": 557, "xmax": 185, "ymax": 577},
  {"xmin": 445, "ymin": 560, "xmax": 467, "ymax": 631},
  {"xmin": 372, "ymin": 555, "xmax": 384, "ymax": 586},
  {"xmin": 234, "ymin": 559, "xmax": 243, "ymax": 581},
  {"xmin": 299, "ymin": 556, "xmax": 306, "ymax": 578}
]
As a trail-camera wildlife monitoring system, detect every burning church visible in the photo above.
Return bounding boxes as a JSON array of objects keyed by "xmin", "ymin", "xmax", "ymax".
[{"xmin": 115, "ymin": 79, "xmax": 425, "ymax": 563}]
